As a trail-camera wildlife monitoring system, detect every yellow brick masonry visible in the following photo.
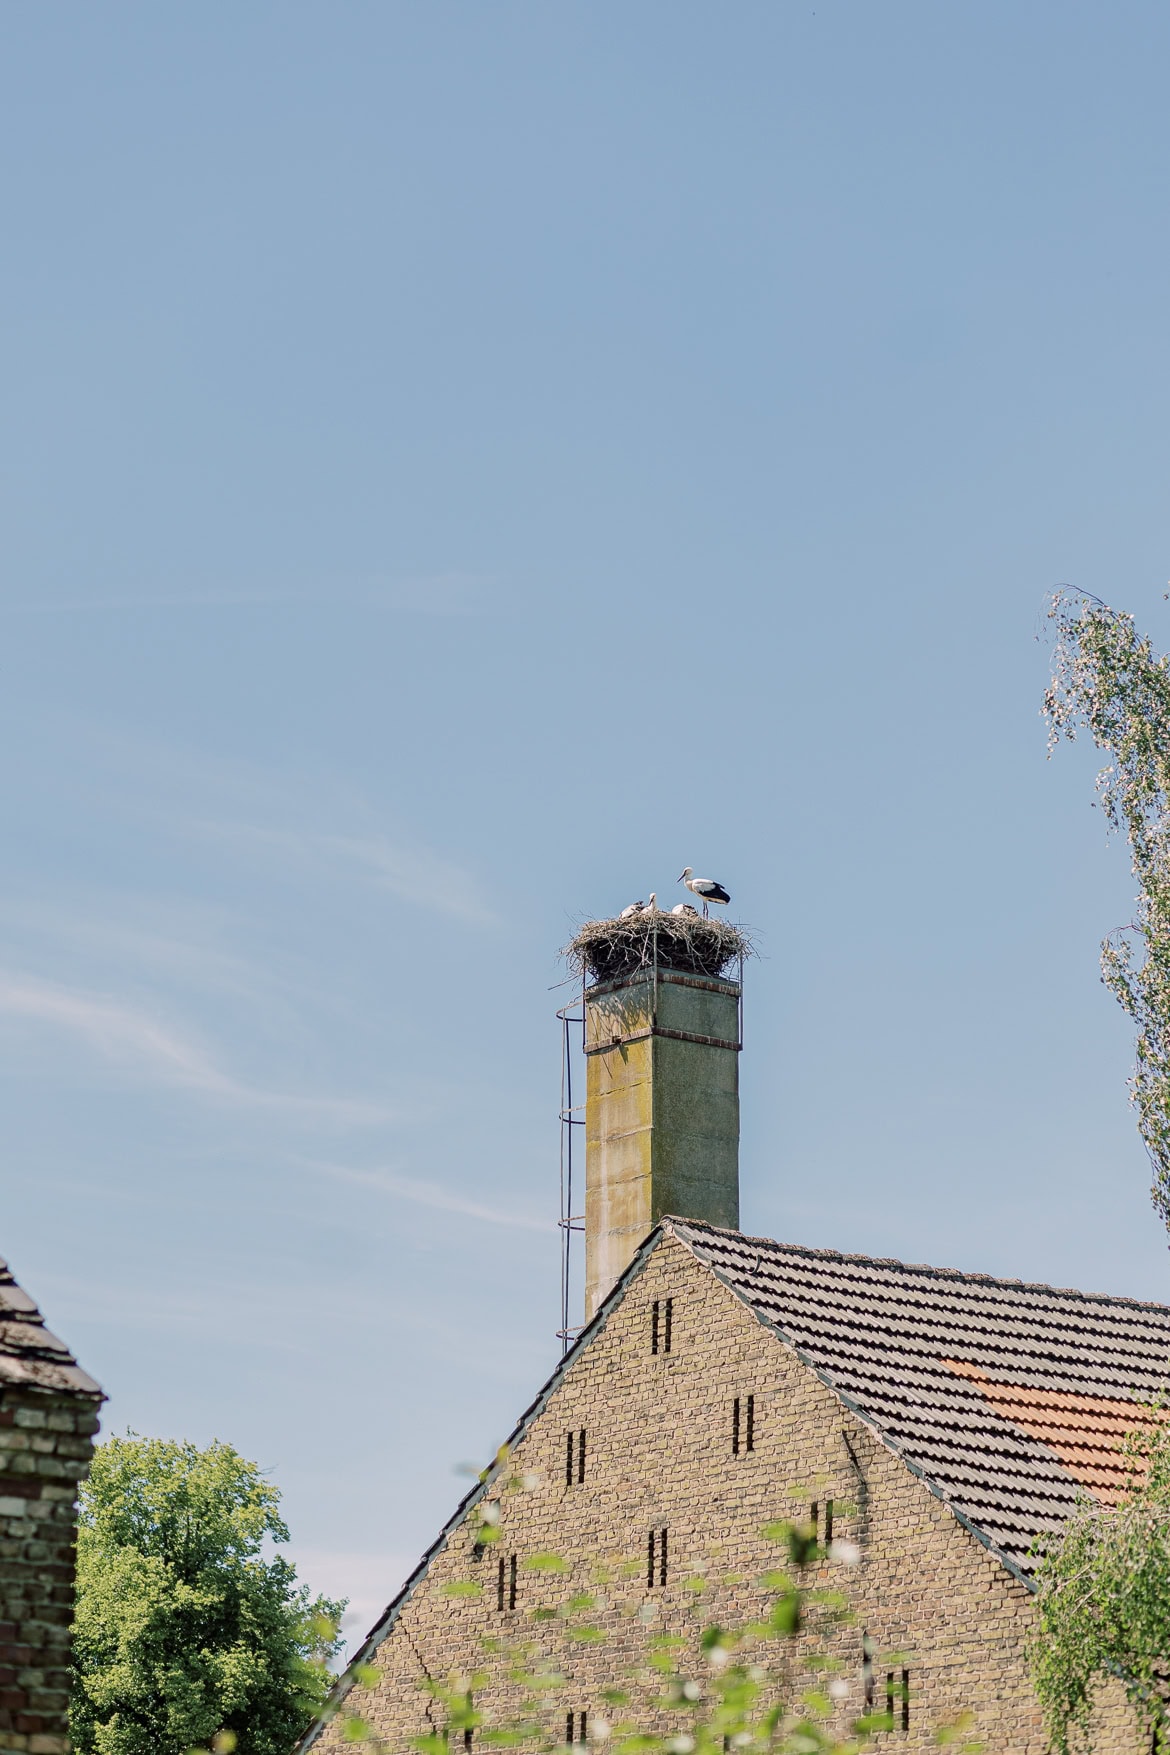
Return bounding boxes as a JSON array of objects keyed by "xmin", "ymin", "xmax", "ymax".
[{"xmin": 313, "ymin": 1235, "xmax": 1139, "ymax": 1755}]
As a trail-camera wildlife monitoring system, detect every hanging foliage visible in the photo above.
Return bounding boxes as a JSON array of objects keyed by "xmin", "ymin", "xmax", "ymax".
[
  {"xmin": 1045, "ymin": 589, "xmax": 1170, "ymax": 1233},
  {"xmin": 1031, "ymin": 1412, "xmax": 1170, "ymax": 1752}
]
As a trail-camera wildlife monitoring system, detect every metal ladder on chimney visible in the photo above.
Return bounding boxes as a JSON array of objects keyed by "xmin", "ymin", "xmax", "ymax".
[{"xmin": 556, "ymin": 972, "xmax": 586, "ymax": 1355}]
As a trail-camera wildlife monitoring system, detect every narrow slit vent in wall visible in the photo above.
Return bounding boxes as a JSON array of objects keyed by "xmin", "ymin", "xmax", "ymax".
[
  {"xmin": 647, "ymin": 1527, "xmax": 668, "ymax": 1588},
  {"xmin": 732, "ymin": 1395, "xmax": 755, "ymax": 1454},
  {"xmin": 497, "ymin": 1554, "xmax": 518, "ymax": 1611},
  {"xmin": 566, "ymin": 1712, "xmax": 588, "ymax": 1745},
  {"xmin": 651, "ymin": 1297, "xmax": 673, "ymax": 1355},
  {"xmin": 566, "ymin": 1429, "xmax": 586, "ymax": 1485},
  {"xmin": 886, "ymin": 1670, "xmax": 909, "ymax": 1733}
]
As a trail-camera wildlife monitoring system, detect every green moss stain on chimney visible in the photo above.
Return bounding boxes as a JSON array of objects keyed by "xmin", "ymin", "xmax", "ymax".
[{"xmin": 584, "ymin": 968, "xmax": 740, "ymax": 1318}]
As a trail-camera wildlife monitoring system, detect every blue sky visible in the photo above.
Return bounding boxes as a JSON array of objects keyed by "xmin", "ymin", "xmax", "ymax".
[{"xmin": 4, "ymin": 1, "xmax": 1170, "ymax": 1642}]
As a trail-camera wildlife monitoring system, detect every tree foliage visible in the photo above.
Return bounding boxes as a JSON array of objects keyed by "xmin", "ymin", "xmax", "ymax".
[
  {"xmin": 1045, "ymin": 589, "xmax": 1170, "ymax": 1230},
  {"xmin": 71, "ymin": 1433, "xmax": 344, "ymax": 1755},
  {"xmin": 1031, "ymin": 1414, "xmax": 1170, "ymax": 1752},
  {"xmin": 1041, "ymin": 591, "xmax": 1170, "ymax": 1746},
  {"xmin": 325, "ymin": 1455, "xmax": 981, "ymax": 1755}
]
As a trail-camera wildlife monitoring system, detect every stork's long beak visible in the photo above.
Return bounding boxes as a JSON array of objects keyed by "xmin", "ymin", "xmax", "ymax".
[{"xmin": 676, "ymin": 870, "xmax": 686, "ymax": 883}]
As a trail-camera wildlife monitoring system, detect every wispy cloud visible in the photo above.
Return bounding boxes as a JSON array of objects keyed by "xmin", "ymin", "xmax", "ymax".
[
  {"xmin": 5, "ymin": 715, "xmax": 498, "ymax": 927},
  {"xmin": 315, "ymin": 1162, "xmax": 553, "ymax": 1232},
  {"xmin": 0, "ymin": 895, "xmax": 263, "ymax": 999},
  {"xmin": 187, "ymin": 822, "xmax": 497, "ymax": 925},
  {"xmin": 1, "ymin": 572, "xmax": 494, "ymax": 617},
  {"xmin": 0, "ymin": 972, "xmax": 389, "ymax": 1124}
]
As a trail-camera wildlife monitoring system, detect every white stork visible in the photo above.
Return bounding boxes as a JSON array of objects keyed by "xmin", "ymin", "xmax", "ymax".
[
  {"xmin": 644, "ymin": 893, "xmax": 658, "ymax": 913},
  {"xmin": 619, "ymin": 900, "xmax": 645, "ymax": 919},
  {"xmin": 671, "ymin": 901, "xmax": 699, "ymax": 917},
  {"xmin": 677, "ymin": 867, "xmax": 731, "ymax": 919}
]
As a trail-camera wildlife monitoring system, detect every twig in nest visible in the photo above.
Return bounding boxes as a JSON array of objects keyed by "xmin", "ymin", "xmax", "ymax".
[{"xmin": 564, "ymin": 914, "xmax": 752, "ymax": 984}]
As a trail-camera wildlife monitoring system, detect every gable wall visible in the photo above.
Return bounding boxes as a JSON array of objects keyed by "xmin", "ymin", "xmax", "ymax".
[{"xmin": 315, "ymin": 1235, "xmax": 1139, "ymax": 1755}]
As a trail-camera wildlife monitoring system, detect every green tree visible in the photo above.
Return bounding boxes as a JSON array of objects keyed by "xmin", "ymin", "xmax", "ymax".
[
  {"xmin": 1045, "ymin": 589, "xmax": 1170, "ymax": 1230},
  {"xmin": 1040, "ymin": 590, "xmax": 1170, "ymax": 1748},
  {"xmin": 71, "ymin": 1433, "xmax": 344, "ymax": 1755}
]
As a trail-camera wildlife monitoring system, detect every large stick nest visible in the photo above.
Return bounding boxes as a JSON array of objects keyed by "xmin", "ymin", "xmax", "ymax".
[{"xmin": 565, "ymin": 912, "xmax": 751, "ymax": 985}]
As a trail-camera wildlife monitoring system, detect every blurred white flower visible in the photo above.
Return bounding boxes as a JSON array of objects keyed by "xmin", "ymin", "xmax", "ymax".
[
  {"xmin": 521, "ymin": 1472, "xmax": 541, "ymax": 1492},
  {"xmin": 829, "ymin": 1678, "xmax": 849, "ymax": 1701},
  {"xmin": 706, "ymin": 1646, "xmax": 730, "ymax": 1671},
  {"xmin": 828, "ymin": 1539, "xmax": 861, "ymax": 1566},
  {"xmin": 668, "ymin": 1738, "xmax": 695, "ymax": 1753},
  {"xmin": 589, "ymin": 1718, "xmax": 610, "ymax": 1743},
  {"xmin": 682, "ymin": 1681, "xmax": 701, "ymax": 1701}
]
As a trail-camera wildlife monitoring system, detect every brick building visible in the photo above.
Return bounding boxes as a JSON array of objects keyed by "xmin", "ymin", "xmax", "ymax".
[
  {"xmin": 304, "ymin": 931, "xmax": 1163, "ymax": 1754},
  {"xmin": 0, "ymin": 1258, "xmax": 103, "ymax": 1755}
]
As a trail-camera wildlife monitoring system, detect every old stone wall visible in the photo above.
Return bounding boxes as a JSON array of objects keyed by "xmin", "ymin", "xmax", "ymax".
[
  {"xmin": 312, "ymin": 1235, "xmax": 1139, "ymax": 1755},
  {"xmin": 0, "ymin": 1388, "xmax": 99, "ymax": 1755}
]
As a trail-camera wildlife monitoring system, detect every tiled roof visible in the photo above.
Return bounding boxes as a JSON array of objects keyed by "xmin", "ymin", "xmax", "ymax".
[
  {"xmin": 673, "ymin": 1219, "xmax": 1170, "ymax": 1582},
  {"xmin": 0, "ymin": 1258, "xmax": 102, "ymax": 1400}
]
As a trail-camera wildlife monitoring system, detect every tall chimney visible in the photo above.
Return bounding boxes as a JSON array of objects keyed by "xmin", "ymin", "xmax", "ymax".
[{"xmin": 584, "ymin": 964, "xmax": 740, "ymax": 1318}]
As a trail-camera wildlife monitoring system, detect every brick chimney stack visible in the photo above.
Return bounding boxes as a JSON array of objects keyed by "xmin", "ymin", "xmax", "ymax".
[
  {"xmin": 0, "ymin": 1255, "xmax": 103, "ymax": 1755},
  {"xmin": 583, "ymin": 965, "xmax": 740, "ymax": 1318}
]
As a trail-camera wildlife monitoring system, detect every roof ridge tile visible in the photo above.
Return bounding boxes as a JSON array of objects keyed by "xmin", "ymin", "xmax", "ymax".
[{"xmin": 670, "ymin": 1217, "xmax": 1170, "ymax": 1316}]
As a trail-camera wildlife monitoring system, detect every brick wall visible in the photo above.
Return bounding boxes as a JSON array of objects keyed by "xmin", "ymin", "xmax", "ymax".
[
  {"xmin": 0, "ymin": 1390, "xmax": 100, "ymax": 1755},
  {"xmin": 309, "ymin": 1234, "xmax": 1139, "ymax": 1754}
]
